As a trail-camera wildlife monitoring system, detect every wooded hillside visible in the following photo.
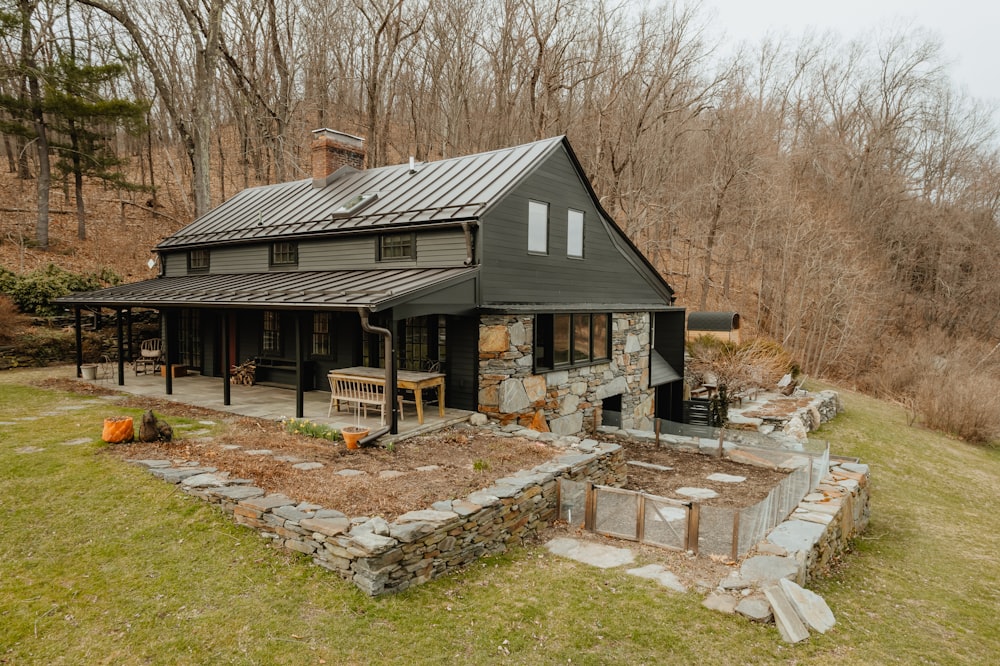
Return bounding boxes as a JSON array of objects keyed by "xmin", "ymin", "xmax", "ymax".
[{"xmin": 2, "ymin": 0, "xmax": 998, "ymax": 441}]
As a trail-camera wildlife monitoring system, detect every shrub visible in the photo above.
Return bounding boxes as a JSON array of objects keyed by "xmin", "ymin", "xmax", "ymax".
[
  {"xmin": 686, "ymin": 335, "xmax": 796, "ymax": 395},
  {"xmin": 0, "ymin": 264, "xmax": 121, "ymax": 316}
]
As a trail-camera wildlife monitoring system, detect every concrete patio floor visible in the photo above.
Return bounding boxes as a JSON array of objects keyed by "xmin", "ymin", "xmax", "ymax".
[{"xmin": 81, "ymin": 368, "xmax": 474, "ymax": 439}]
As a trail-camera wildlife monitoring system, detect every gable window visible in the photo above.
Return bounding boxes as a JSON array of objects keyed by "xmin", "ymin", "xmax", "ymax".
[
  {"xmin": 528, "ymin": 201, "xmax": 548, "ymax": 254},
  {"xmin": 567, "ymin": 209, "xmax": 584, "ymax": 258},
  {"xmin": 378, "ymin": 232, "xmax": 415, "ymax": 261},
  {"xmin": 188, "ymin": 249, "xmax": 210, "ymax": 272},
  {"xmin": 534, "ymin": 313, "xmax": 611, "ymax": 371},
  {"xmin": 270, "ymin": 241, "xmax": 298, "ymax": 267},
  {"xmin": 263, "ymin": 311, "xmax": 281, "ymax": 353},
  {"xmin": 312, "ymin": 312, "xmax": 331, "ymax": 356}
]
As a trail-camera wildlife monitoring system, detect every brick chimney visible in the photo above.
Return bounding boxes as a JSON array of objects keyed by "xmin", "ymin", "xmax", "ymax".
[{"xmin": 311, "ymin": 128, "xmax": 365, "ymax": 187}]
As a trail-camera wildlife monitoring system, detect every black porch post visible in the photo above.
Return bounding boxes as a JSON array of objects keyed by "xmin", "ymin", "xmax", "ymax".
[
  {"xmin": 295, "ymin": 312, "xmax": 304, "ymax": 418},
  {"xmin": 116, "ymin": 309, "xmax": 125, "ymax": 385},
  {"xmin": 222, "ymin": 313, "xmax": 231, "ymax": 406},
  {"xmin": 126, "ymin": 308, "xmax": 133, "ymax": 361},
  {"xmin": 74, "ymin": 306, "xmax": 82, "ymax": 377},
  {"xmin": 162, "ymin": 310, "xmax": 172, "ymax": 395}
]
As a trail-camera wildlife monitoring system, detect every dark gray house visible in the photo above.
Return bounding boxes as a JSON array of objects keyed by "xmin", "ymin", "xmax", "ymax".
[{"xmin": 61, "ymin": 130, "xmax": 685, "ymax": 435}]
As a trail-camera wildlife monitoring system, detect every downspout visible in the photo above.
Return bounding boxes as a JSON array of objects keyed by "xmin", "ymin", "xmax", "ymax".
[
  {"xmin": 461, "ymin": 221, "xmax": 476, "ymax": 265},
  {"xmin": 358, "ymin": 307, "xmax": 397, "ymax": 435}
]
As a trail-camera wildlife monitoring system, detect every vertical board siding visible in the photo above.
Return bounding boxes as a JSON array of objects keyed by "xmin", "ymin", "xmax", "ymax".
[{"xmin": 480, "ymin": 146, "xmax": 668, "ymax": 307}]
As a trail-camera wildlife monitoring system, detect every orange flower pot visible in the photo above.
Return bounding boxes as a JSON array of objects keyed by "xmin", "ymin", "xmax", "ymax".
[
  {"xmin": 341, "ymin": 426, "xmax": 369, "ymax": 450},
  {"xmin": 102, "ymin": 416, "xmax": 134, "ymax": 443}
]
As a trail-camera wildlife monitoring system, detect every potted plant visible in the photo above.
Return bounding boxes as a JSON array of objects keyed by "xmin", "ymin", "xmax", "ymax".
[{"xmin": 341, "ymin": 406, "xmax": 369, "ymax": 450}]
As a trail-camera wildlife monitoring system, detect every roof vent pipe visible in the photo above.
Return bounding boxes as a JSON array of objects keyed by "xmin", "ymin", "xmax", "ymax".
[
  {"xmin": 357, "ymin": 308, "xmax": 398, "ymax": 433},
  {"xmin": 409, "ymin": 156, "xmax": 416, "ymax": 174}
]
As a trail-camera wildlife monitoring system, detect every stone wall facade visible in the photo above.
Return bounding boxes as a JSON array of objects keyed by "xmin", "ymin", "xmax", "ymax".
[
  {"xmin": 477, "ymin": 313, "xmax": 655, "ymax": 437},
  {"xmin": 133, "ymin": 438, "xmax": 625, "ymax": 596}
]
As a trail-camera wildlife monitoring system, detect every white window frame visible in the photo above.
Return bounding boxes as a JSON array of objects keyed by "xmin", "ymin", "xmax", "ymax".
[
  {"xmin": 567, "ymin": 209, "xmax": 584, "ymax": 258},
  {"xmin": 528, "ymin": 201, "xmax": 548, "ymax": 254}
]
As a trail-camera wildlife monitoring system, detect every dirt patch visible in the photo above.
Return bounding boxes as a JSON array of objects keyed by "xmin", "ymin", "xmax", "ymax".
[{"xmin": 619, "ymin": 440, "xmax": 789, "ymax": 508}]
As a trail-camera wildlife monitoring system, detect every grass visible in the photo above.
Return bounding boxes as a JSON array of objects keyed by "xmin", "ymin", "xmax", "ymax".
[{"xmin": 1, "ymin": 370, "xmax": 998, "ymax": 664}]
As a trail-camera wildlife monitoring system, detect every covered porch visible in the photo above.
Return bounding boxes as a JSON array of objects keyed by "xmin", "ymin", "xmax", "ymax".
[{"xmin": 79, "ymin": 368, "xmax": 474, "ymax": 439}]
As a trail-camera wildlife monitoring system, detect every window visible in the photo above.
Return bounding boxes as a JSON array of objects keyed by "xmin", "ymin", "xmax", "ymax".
[
  {"xmin": 312, "ymin": 313, "xmax": 331, "ymax": 356},
  {"xmin": 263, "ymin": 311, "xmax": 281, "ymax": 353},
  {"xmin": 270, "ymin": 241, "xmax": 298, "ymax": 267},
  {"xmin": 567, "ymin": 209, "xmax": 584, "ymax": 258},
  {"xmin": 378, "ymin": 233, "xmax": 415, "ymax": 261},
  {"xmin": 188, "ymin": 249, "xmax": 210, "ymax": 272},
  {"xmin": 534, "ymin": 313, "xmax": 611, "ymax": 370},
  {"xmin": 528, "ymin": 201, "xmax": 548, "ymax": 254}
]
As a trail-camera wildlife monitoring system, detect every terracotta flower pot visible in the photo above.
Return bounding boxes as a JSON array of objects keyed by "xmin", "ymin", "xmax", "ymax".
[
  {"xmin": 102, "ymin": 416, "xmax": 134, "ymax": 443},
  {"xmin": 341, "ymin": 426, "xmax": 369, "ymax": 450}
]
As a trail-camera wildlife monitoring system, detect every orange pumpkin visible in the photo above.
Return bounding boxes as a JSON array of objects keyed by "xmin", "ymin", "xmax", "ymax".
[{"xmin": 102, "ymin": 416, "xmax": 134, "ymax": 443}]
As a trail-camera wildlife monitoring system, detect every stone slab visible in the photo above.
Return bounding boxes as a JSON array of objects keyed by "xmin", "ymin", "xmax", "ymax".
[
  {"xmin": 763, "ymin": 584, "xmax": 810, "ymax": 643},
  {"xmin": 706, "ymin": 473, "xmax": 746, "ymax": 483},
  {"xmin": 736, "ymin": 597, "xmax": 773, "ymax": 623},
  {"xmin": 336, "ymin": 469, "xmax": 365, "ymax": 477},
  {"xmin": 779, "ymin": 578, "xmax": 835, "ymax": 633},
  {"xmin": 378, "ymin": 470, "xmax": 406, "ymax": 479},
  {"xmin": 626, "ymin": 564, "xmax": 686, "ymax": 593},
  {"xmin": 244, "ymin": 449, "xmax": 273, "ymax": 456},
  {"xmin": 766, "ymin": 519, "xmax": 827, "ymax": 556},
  {"xmin": 210, "ymin": 486, "xmax": 265, "ymax": 501},
  {"xmin": 676, "ymin": 487, "xmax": 719, "ymax": 500},
  {"xmin": 240, "ymin": 494, "xmax": 296, "ymax": 511},
  {"xmin": 627, "ymin": 460, "xmax": 673, "ymax": 472},
  {"xmin": 740, "ymin": 555, "xmax": 799, "ymax": 584},
  {"xmin": 544, "ymin": 537, "xmax": 635, "ymax": 569},
  {"xmin": 702, "ymin": 592, "xmax": 738, "ymax": 614},
  {"xmin": 300, "ymin": 516, "xmax": 351, "ymax": 537},
  {"xmin": 292, "ymin": 462, "xmax": 324, "ymax": 471},
  {"xmin": 181, "ymin": 473, "xmax": 228, "ymax": 488}
]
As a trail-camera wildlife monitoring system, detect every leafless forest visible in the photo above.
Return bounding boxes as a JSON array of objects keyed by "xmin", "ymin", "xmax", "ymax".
[{"xmin": 2, "ymin": 0, "xmax": 998, "ymax": 440}]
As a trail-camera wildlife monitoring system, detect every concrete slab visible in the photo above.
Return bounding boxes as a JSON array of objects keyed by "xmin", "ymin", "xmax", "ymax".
[{"xmin": 544, "ymin": 537, "xmax": 635, "ymax": 569}]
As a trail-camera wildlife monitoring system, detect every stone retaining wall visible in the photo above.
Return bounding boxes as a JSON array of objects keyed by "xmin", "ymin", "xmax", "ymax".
[
  {"xmin": 477, "ymin": 313, "xmax": 654, "ymax": 436},
  {"xmin": 132, "ymin": 438, "xmax": 625, "ymax": 596}
]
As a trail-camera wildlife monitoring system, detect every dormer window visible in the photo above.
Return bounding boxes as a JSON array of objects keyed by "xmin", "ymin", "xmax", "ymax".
[
  {"xmin": 188, "ymin": 249, "xmax": 210, "ymax": 272},
  {"xmin": 270, "ymin": 241, "xmax": 298, "ymax": 267},
  {"xmin": 333, "ymin": 191, "xmax": 378, "ymax": 218}
]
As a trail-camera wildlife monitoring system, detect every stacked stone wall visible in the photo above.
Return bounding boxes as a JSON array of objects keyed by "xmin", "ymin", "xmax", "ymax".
[
  {"xmin": 133, "ymin": 439, "xmax": 625, "ymax": 596},
  {"xmin": 477, "ymin": 313, "xmax": 655, "ymax": 437}
]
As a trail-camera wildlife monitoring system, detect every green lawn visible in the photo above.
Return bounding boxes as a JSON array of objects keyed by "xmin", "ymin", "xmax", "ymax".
[{"xmin": 1, "ymin": 371, "xmax": 997, "ymax": 664}]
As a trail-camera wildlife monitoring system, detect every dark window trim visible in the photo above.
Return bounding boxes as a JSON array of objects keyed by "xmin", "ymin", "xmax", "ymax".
[
  {"xmin": 262, "ymin": 310, "xmax": 282, "ymax": 355},
  {"xmin": 187, "ymin": 249, "xmax": 210, "ymax": 273},
  {"xmin": 377, "ymin": 232, "xmax": 416, "ymax": 262},
  {"xmin": 269, "ymin": 241, "xmax": 298, "ymax": 268},
  {"xmin": 534, "ymin": 312, "xmax": 612, "ymax": 372}
]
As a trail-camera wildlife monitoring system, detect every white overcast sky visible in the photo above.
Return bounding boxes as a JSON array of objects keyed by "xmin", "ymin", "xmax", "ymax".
[{"xmin": 700, "ymin": 0, "xmax": 1000, "ymax": 104}]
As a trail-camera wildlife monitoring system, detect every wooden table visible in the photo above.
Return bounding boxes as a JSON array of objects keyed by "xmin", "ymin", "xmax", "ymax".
[{"xmin": 333, "ymin": 366, "xmax": 445, "ymax": 425}]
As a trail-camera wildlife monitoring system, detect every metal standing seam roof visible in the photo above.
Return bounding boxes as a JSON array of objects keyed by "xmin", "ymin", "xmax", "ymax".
[
  {"xmin": 156, "ymin": 136, "xmax": 566, "ymax": 249},
  {"xmin": 55, "ymin": 267, "xmax": 478, "ymax": 312}
]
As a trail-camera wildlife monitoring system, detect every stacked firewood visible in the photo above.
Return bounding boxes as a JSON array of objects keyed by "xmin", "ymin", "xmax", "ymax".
[{"xmin": 230, "ymin": 358, "xmax": 256, "ymax": 385}]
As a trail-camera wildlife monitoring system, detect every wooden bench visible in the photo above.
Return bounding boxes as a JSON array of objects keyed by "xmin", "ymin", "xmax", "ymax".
[{"xmin": 327, "ymin": 372, "xmax": 403, "ymax": 425}]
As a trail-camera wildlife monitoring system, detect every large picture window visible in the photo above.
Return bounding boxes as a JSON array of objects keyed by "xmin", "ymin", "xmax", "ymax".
[
  {"xmin": 528, "ymin": 201, "xmax": 548, "ymax": 254},
  {"xmin": 535, "ymin": 313, "xmax": 611, "ymax": 370}
]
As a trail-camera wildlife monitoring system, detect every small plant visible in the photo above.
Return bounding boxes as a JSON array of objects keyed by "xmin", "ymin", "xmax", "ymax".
[
  {"xmin": 382, "ymin": 440, "xmax": 396, "ymax": 452},
  {"xmin": 283, "ymin": 418, "xmax": 341, "ymax": 442},
  {"xmin": 472, "ymin": 458, "xmax": 490, "ymax": 472}
]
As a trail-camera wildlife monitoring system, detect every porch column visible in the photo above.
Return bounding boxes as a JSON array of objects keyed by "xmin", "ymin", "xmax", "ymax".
[
  {"xmin": 162, "ymin": 310, "xmax": 172, "ymax": 395},
  {"xmin": 222, "ymin": 312, "xmax": 231, "ymax": 406},
  {"xmin": 74, "ymin": 306, "xmax": 82, "ymax": 377},
  {"xmin": 116, "ymin": 309, "xmax": 125, "ymax": 385},
  {"xmin": 126, "ymin": 308, "xmax": 133, "ymax": 361},
  {"xmin": 294, "ymin": 312, "xmax": 304, "ymax": 418}
]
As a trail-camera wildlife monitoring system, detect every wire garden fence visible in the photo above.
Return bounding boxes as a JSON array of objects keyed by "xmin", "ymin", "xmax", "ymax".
[{"xmin": 558, "ymin": 443, "xmax": 830, "ymax": 560}]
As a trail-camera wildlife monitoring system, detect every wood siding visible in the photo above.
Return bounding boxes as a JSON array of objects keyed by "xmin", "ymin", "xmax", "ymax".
[
  {"xmin": 479, "ymin": 145, "xmax": 669, "ymax": 307},
  {"xmin": 164, "ymin": 229, "xmax": 467, "ymax": 275}
]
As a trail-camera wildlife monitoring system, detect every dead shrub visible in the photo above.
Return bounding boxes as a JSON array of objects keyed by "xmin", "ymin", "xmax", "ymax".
[
  {"xmin": 687, "ymin": 336, "xmax": 796, "ymax": 395},
  {"xmin": 915, "ymin": 370, "xmax": 1000, "ymax": 445},
  {"xmin": 0, "ymin": 295, "xmax": 29, "ymax": 344}
]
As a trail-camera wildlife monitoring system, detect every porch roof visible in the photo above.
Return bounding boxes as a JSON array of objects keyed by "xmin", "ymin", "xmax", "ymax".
[{"xmin": 55, "ymin": 267, "xmax": 478, "ymax": 313}]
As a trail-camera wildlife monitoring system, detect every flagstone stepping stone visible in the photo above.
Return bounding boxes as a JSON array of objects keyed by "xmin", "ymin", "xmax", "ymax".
[
  {"xmin": 198, "ymin": 420, "xmax": 216, "ymax": 425},
  {"xmin": 626, "ymin": 564, "xmax": 686, "ymax": 592},
  {"xmin": 378, "ymin": 470, "xmax": 406, "ymax": 479},
  {"xmin": 336, "ymin": 469, "xmax": 365, "ymax": 477},
  {"xmin": 676, "ymin": 487, "xmax": 719, "ymax": 500},
  {"xmin": 706, "ymin": 473, "xmax": 746, "ymax": 483},
  {"xmin": 628, "ymin": 460, "xmax": 674, "ymax": 472},
  {"xmin": 544, "ymin": 537, "xmax": 635, "ymax": 569},
  {"xmin": 15, "ymin": 446, "xmax": 44, "ymax": 454},
  {"xmin": 292, "ymin": 462, "xmax": 324, "ymax": 471},
  {"xmin": 62, "ymin": 438, "xmax": 91, "ymax": 446},
  {"xmin": 274, "ymin": 455, "xmax": 304, "ymax": 463},
  {"xmin": 184, "ymin": 429, "xmax": 211, "ymax": 436},
  {"xmin": 244, "ymin": 449, "xmax": 273, "ymax": 456},
  {"xmin": 416, "ymin": 465, "xmax": 440, "ymax": 472},
  {"xmin": 220, "ymin": 444, "xmax": 241, "ymax": 450}
]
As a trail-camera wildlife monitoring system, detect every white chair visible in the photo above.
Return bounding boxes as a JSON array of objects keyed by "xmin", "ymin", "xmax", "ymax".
[{"xmin": 134, "ymin": 338, "xmax": 162, "ymax": 375}]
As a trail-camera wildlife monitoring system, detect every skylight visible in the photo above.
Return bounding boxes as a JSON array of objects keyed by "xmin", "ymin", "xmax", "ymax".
[{"xmin": 332, "ymin": 191, "xmax": 378, "ymax": 217}]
